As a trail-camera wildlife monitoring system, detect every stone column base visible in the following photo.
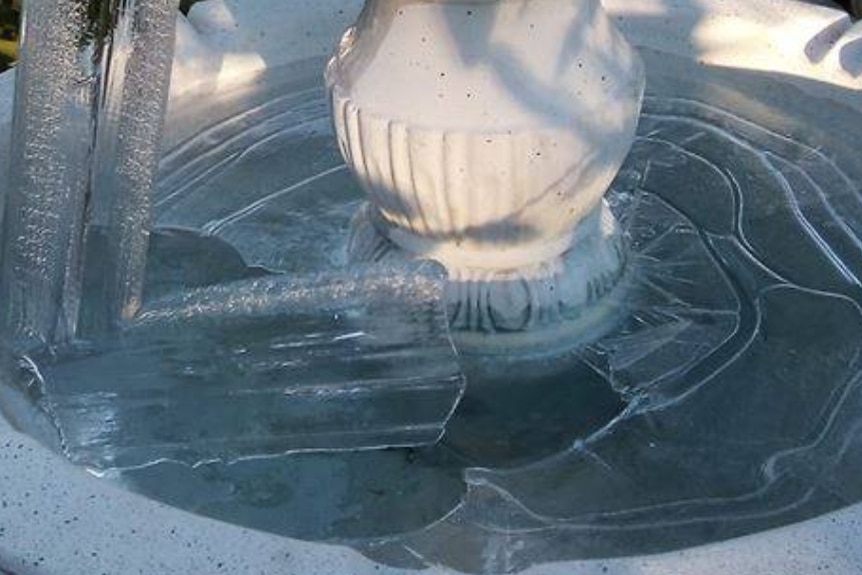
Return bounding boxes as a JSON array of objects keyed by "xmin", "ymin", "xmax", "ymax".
[{"xmin": 349, "ymin": 201, "xmax": 628, "ymax": 355}]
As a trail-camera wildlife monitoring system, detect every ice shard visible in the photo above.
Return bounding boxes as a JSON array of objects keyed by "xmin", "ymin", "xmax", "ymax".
[
  {"xmin": 87, "ymin": 0, "xmax": 179, "ymax": 330},
  {"xmin": 33, "ymin": 263, "xmax": 465, "ymax": 470}
]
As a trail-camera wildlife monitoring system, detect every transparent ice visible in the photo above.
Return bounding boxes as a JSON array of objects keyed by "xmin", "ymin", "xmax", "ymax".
[
  {"xmin": 17, "ymin": 262, "xmax": 464, "ymax": 470},
  {"xmin": 87, "ymin": 0, "xmax": 179, "ymax": 329},
  {"xmin": 0, "ymin": 0, "xmax": 178, "ymax": 350},
  {"xmin": 0, "ymin": 1, "xmax": 466, "ymax": 470},
  {"xmin": 0, "ymin": 0, "xmax": 96, "ymax": 349}
]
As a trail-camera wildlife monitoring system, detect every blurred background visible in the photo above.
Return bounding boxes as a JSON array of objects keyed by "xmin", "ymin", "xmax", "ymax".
[
  {"xmin": 0, "ymin": 0, "xmax": 18, "ymax": 72},
  {"xmin": 0, "ymin": 0, "xmax": 205, "ymax": 72}
]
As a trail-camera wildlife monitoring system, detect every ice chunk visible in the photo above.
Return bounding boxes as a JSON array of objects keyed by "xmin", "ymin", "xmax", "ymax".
[
  {"xmin": 0, "ymin": 0, "xmax": 179, "ymax": 348},
  {"xmin": 76, "ymin": 226, "xmax": 267, "ymax": 333},
  {"xmin": 0, "ymin": 0, "xmax": 95, "ymax": 349},
  {"xmin": 87, "ymin": 0, "xmax": 179, "ymax": 330},
  {"xmin": 34, "ymin": 262, "xmax": 465, "ymax": 470}
]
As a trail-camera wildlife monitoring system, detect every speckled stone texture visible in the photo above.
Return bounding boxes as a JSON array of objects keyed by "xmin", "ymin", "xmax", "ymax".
[{"xmin": 1, "ymin": 427, "xmax": 862, "ymax": 574}]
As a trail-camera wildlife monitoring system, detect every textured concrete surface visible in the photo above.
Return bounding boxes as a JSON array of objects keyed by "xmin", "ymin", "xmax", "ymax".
[{"xmin": 0, "ymin": 424, "xmax": 861, "ymax": 574}]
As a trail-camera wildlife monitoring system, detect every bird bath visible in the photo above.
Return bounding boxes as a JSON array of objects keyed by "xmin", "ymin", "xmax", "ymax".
[{"xmin": 1, "ymin": 1, "xmax": 862, "ymax": 574}]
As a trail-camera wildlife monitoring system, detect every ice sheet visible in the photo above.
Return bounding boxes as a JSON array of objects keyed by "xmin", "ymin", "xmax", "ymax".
[{"xmin": 20, "ymin": 262, "xmax": 465, "ymax": 470}]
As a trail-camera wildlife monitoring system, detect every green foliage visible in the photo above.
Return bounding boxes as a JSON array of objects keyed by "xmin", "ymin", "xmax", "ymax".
[
  {"xmin": 0, "ymin": 0, "xmax": 19, "ymax": 70},
  {"xmin": 0, "ymin": 0, "xmax": 205, "ymax": 72}
]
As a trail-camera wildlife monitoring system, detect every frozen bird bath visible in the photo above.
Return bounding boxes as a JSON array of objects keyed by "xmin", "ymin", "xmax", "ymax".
[{"xmin": 1, "ymin": 0, "xmax": 862, "ymax": 574}]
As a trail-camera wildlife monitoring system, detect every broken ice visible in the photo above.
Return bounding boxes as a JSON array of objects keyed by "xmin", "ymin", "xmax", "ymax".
[{"xmin": 29, "ymin": 262, "xmax": 465, "ymax": 470}]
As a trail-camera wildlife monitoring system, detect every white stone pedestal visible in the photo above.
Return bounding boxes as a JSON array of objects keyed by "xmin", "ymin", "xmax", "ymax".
[{"xmin": 327, "ymin": 0, "xmax": 645, "ymax": 352}]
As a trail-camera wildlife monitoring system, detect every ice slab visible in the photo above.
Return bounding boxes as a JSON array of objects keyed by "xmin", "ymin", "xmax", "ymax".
[
  {"xmin": 20, "ymin": 262, "xmax": 464, "ymax": 470},
  {"xmin": 0, "ymin": 0, "xmax": 95, "ymax": 349},
  {"xmin": 87, "ymin": 0, "xmax": 179, "ymax": 330}
]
